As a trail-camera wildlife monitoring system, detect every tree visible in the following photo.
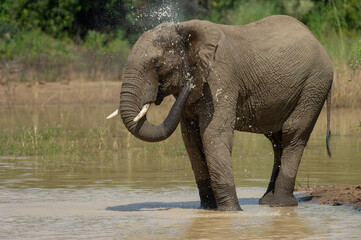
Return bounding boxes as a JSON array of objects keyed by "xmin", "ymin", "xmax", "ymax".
[{"xmin": 0, "ymin": 0, "xmax": 81, "ymax": 37}]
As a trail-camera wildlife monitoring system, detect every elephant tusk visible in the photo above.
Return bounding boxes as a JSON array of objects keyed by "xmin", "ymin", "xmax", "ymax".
[
  {"xmin": 106, "ymin": 108, "xmax": 120, "ymax": 120},
  {"xmin": 133, "ymin": 103, "xmax": 151, "ymax": 122}
]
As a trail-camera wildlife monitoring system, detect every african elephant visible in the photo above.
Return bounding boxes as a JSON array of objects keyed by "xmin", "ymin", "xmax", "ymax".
[{"xmin": 107, "ymin": 15, "xmax": 333, "ymax": 211}]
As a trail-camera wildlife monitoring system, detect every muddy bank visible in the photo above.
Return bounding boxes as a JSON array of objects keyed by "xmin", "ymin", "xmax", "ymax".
[{"xmin": 296, "ymin": 185, "xmax": 361, "ymax": 211}]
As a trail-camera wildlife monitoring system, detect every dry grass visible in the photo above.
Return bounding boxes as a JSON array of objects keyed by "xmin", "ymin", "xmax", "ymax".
[
  {"xmin": 332, "ymin": 64, "xmax": 361, "ymax": 107},
  {"xmin": 0, "ymin": 80, "xmax": 121, "ymax": 107},
  {"xmin": 1, "ymin": 62, "xmax": 360, "ymax": 108}
]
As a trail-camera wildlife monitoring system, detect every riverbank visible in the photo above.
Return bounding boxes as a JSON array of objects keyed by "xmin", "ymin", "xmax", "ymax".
[{"xmin": 297, "ymin": 185, "xmax": 361, "ymax": 211}]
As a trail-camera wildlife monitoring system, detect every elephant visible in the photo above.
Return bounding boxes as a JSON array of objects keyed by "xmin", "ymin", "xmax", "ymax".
[{"xmin": 107, "ymin": 15, "xmax": 333, "ymax": 211}]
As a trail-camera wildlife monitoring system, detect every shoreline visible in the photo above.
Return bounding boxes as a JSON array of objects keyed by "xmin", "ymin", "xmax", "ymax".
[{"xmin": 296, "ymin": 185, "xmax": 361, "ymax": 211}]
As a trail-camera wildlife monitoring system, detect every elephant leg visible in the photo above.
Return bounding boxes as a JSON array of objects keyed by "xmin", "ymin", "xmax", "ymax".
[
  {"xmin": 199, "ymin": 114, "xmax": 241, "ymax": 211},
  {"xmin": 269, "ymin": 137, "xmax": 304, "ymax": 207},
  {"xmin": 259, "ymin": 131, "xmax": 282, "ymax": 205},
  {"xmin": 180, "ymin": 117, "xmax": 217, "ymax": 209},
  {"xmin": 270, "ymin": 91, "xmax": 326, "ymax": 207}
]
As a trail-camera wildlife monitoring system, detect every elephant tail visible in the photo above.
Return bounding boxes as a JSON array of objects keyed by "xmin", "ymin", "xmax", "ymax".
[{"xmin": 326, "ymin": 89, "xmax": 332, "ymax": 157}]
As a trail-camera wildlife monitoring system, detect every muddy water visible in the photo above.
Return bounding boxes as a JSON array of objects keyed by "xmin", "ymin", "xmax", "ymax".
[{"xmin": 0, "ymin": 104, "xmax": 360, "ymax": 239}]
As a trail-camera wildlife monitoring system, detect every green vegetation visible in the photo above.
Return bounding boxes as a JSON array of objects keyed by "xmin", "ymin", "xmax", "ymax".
[
  {"xmin": 1, "ymin": 0, "xmax": 360, "ymax": 69},
  {"xmin": 208, "ymin": 0, "xmax": 361, "ymax": 63},
  {"xmin": 0, "ymin": 0, "xmax": 134, "ymax": 82},
  {"xmin": 0, "ymin": 0, "xmax": 360, "ymax": 106},
  {"xmin": 0, "ymin": 122, "xmax": 187, "ymax": 162},
  {"xmin": 349, "ymin": 40, "xmax": 361, "ymax": 70},
  {"xmin": 0, "ymin": 124, "xmax": 106, "ymax": 156}
]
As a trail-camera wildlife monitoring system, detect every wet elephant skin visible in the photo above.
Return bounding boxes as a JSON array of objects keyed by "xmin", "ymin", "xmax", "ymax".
[{"xmin": 115, "ymin": 15, "xmax": 333, "ymax": 211}]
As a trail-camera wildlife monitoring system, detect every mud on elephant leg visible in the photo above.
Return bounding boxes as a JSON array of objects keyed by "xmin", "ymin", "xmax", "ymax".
[
  {"xmin": 180, "ymin": 117, "xmax": 217, "ymax": 209},
  {"xmin": 259, "ymin": 132, "xmax": 282, "ymax": 205}
]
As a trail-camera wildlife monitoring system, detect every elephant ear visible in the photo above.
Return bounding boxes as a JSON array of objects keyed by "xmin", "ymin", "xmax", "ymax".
[
  {"xmin": 176, "ymin": 20, "xmax": 224, "ymax": 71},
  {"xmin": 175, "ymin": 20, "xmax": 224, "ymax": 103}
]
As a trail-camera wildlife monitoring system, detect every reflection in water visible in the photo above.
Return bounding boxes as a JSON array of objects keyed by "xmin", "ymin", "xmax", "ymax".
[{"xmin": 0, "ymin": 104, "xmax": 361, "ymax": 239}]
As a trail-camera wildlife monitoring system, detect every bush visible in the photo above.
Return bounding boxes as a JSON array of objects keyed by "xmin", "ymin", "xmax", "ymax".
[
  {"xmin": 82, "ymin": 30, "xmax": 130, "ymax": 81},
  {"xmin": 84, "ymin": 30, "xmax": 129, "ymax": 55},
  {"xmin": 0, "ymin": 0, "xmax": 80, "ymax": 38},
  {"xmin": 0, "ymin": 29, "xmax": 73, "ymax": 61},
  {"xmin": 0, "ymin": 28, "xmax": 131, "ymax": 82}
]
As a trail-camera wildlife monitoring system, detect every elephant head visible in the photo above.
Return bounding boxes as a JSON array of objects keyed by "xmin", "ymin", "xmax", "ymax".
[{"xmin": 107, "ymin": 20, "xmax": 224, "ymax": 142}]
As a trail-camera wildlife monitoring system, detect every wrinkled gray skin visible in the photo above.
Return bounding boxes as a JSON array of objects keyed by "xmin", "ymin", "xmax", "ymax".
[{"xmin": 118, "ymin": 15, "xmax": 333, "ymax": 211}]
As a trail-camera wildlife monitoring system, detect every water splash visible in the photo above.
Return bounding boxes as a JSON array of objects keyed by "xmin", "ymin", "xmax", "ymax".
[{"xmin": 133, "ymin": 0, "xmax": 181, "ymax": 32}]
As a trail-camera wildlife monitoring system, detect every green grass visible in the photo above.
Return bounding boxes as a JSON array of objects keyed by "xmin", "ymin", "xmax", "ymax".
[
  {"xmin": 0, "ymin": 124, "xmax": 110, "ymax": 156},
  {"xmin": 0, "ymin": 123, "xmax": 187, "ymax": 160}
]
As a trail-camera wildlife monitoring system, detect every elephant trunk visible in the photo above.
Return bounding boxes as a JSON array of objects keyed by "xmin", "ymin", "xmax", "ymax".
[{"xmin": 119, "ymin": 70, "xmax": 191, "ymax": 142}]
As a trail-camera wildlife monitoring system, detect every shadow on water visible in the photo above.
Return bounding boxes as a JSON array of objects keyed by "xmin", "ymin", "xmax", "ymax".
[{"xmin": 106, "ymin": 196, "xmax": 313, "ymax": 211}]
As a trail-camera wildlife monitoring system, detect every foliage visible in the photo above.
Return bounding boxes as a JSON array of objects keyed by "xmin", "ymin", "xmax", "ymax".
[
  {"xmin": 205, "ymin": 0, "xmax": 361, "ymax": 34},
  {"xmin": 204, "ymin": 0, "xmax": 235, "ymax": 23},
  {"xmin": 1, "ymin": 0, "xmax": 360, "ymax": 42},
  {"xmin": 349, "ymin": 40, "xmax": 361, "ymax": 71},
  {"xmin": 0, "ymin": 0, "xmax": 361, "ymax": 82},
  {"xmin": 290, "ymin": 0, "xmax": 361, "ymax": 61},
  {"xmin": 0, "ymin": 22, "xmax": 19, "ymax": 38},
  {"xmin": 0, "ymin": 0, "xmax": 139, "ymax": 39},
  {"xmin": 74, "ymin": 0, "xmax": 138, "ymax": 39},
  {"xmin": 301, "ymin": 0, "xmax": 360, "ymax": 42},
  {"xmin": 0, "ymin": 0, "xmax": 81, "ymax": 38},
  {"xmin": 204, "ymin": 0, "xmax": 361, "ymax": 62},
  {"xmin": 84, "ymin": 30, "xmax": 129, "ymax": 55},
  {"xmin": 229, "ymin": 1, "xmax": 281, "ymax": 25},
  {"xmin": 0, "ymin": 28, "xmax": 73, "ymax": 61},
  {"xmin": 323, "ymin": 0, "xmax": 361, "ymax": 33}
]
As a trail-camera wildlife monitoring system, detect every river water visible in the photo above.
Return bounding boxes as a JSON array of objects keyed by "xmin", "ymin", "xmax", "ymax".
[{"xmin": 0, "ymin": 104, "xmax": 360, "ymax": 239}]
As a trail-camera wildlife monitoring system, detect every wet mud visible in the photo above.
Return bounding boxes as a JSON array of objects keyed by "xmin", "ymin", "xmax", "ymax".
[{"xmin": 297, "ymin": 185, "xmax": 361, "ymax": 211}]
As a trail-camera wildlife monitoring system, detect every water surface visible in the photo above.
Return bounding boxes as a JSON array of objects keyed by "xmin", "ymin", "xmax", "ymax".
[{"xmin": 0, "ymin": 104, "xmax": 360, "ymax": 239}]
